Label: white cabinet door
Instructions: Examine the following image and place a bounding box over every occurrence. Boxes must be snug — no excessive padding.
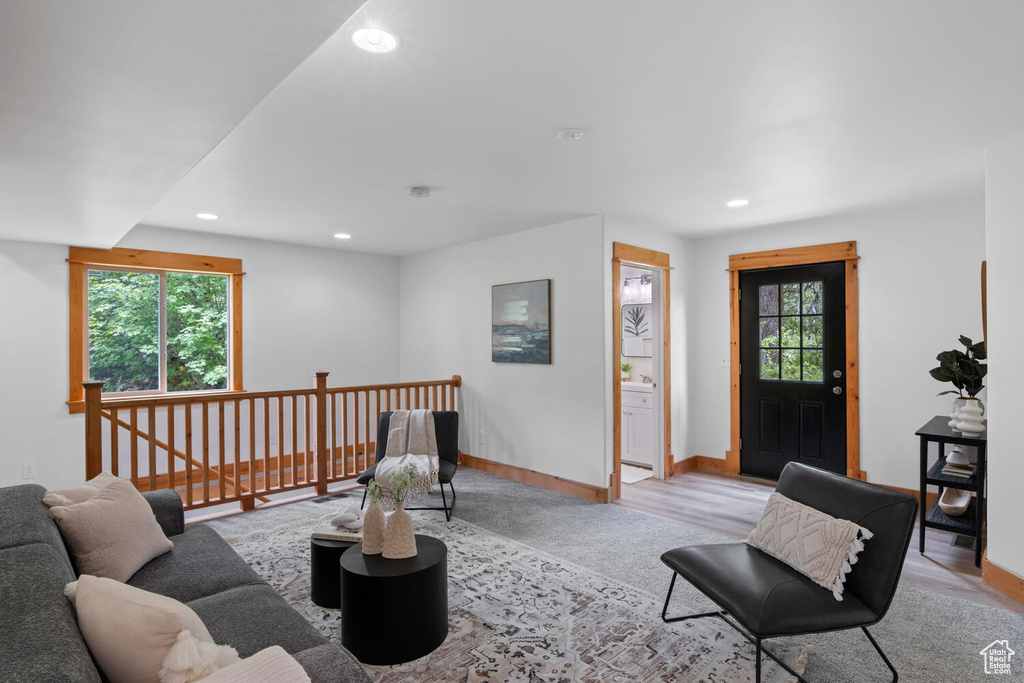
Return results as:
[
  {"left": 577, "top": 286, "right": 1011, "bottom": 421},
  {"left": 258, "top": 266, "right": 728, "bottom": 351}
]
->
[
  {"left": 626, "top": 405, "right": 654, "bottom": 466},
  {"left": 622, "top": 389, "right": 654, "bottom": 467}
]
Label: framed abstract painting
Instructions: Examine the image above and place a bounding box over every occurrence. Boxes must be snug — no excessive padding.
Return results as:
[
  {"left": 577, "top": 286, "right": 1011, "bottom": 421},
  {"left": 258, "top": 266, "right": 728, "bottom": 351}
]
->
[{"left": 492, "top": 279, "right": 551, "bottom": 364}]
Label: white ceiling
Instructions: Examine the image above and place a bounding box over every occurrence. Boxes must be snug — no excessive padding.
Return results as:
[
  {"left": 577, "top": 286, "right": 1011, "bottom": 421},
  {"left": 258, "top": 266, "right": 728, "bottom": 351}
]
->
[
  {"left": 6, "top": 1, "right": 1024, "bottom": 255},
  {"left": 0, "top": 0, "right": 363, "bottom": 247}
]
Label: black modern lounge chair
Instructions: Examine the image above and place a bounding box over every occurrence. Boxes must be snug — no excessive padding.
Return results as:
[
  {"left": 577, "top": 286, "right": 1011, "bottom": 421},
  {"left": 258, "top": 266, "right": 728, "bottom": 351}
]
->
[
  {"left": 358, "top": 411, "right": 459, "bottom": 521},
  {"left": 660, "top": 462, "right": 917, "bottom": 682}
]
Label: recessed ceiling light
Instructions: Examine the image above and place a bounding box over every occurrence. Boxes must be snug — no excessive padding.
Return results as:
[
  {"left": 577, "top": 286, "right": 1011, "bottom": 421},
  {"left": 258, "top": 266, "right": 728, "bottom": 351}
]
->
[
  {"left": 333, "top": 233, "right": 352, "bottom": 240},
  {"left": 409, "top": 186, "right": 430, "bottom": 199},
  {"left": 196, "top": 213, "right": 219, "bottom": 220},
  {"left": 556, "top": 128, "right": 584, "bottom": 142},
  {"left": 725, "top": 199, "right": 750, "bottom": 208},
  {"left": 351, "top": 27, "right": 400, "bottom": 53}
]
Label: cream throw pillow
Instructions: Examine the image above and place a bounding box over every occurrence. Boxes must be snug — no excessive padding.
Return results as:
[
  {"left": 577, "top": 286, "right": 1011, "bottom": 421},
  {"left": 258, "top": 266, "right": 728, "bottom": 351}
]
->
[
  {"left": 193, "top": 646, "right": 311, "bottom": 683},
  {"left": 50, "top": 478, "right": 173, "bottom": 581},
  {"left": 746, "top": 492, "right": 873, "bottom": 601},
  {"left": 65, "top": 575, "right": 237, "bottom": 683},
  {"left": 43, "top": 471, "right": 120, "bottom": 507}
]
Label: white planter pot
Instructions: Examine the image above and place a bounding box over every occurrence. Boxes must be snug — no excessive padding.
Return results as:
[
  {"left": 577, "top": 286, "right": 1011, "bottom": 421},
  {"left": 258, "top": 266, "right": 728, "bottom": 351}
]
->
[
  {"left": 948, "top": 397, "right": 968, "bottom": 432},
  {"left": 955, "top": 398, "right": 986, "bottom": 437}
]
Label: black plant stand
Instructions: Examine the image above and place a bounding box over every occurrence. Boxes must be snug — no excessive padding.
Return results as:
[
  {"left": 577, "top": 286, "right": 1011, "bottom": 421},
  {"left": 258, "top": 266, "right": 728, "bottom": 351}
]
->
[
  {"left": 340, "top": 534, "right": 448, "bottom": 664},
  {"left": 916, "top": 415, "right": 987, "bottom": 567}
]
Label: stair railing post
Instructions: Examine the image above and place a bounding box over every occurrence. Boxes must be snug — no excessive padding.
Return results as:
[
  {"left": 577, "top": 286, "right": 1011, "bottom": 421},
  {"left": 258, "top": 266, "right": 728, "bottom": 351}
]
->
[
  {"left": 315, "top": 372, "right": 329, "bottom": 495},
  {"left": 83, "top": 381, "right": 105, "bottom": 479},
  {"left": 450, "top": 375, "right": 462, "bottom": 462}
]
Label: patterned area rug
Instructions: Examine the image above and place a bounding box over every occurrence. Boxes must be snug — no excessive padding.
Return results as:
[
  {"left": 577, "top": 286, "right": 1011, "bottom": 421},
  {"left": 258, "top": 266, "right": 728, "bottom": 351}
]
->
[{"left": 208, "top": 503, "right": 808, "bottom": 682}]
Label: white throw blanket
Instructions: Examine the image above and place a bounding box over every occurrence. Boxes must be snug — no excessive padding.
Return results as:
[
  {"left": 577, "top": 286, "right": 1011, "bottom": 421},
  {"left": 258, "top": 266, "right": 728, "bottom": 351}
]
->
[{"left": 373, "top": 409, "right": 439, "bottom": 510}]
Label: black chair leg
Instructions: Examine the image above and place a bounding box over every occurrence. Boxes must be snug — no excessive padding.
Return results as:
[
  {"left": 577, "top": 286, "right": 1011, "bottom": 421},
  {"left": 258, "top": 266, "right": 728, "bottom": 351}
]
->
[
  {"left": 659, "top": 573, "right": 716, "bottom": 626},
  {"left": 755, "top": 637, "right": 762, "bottom": 683},
  {"left": 439, "top": 481, "right": 456, "bottom": 521},
  {"left": 661, "top": 572, "right": 810, "bottom": 683},
  {"left": 863, "top": 627, "right": 898, "bottom": 683}
]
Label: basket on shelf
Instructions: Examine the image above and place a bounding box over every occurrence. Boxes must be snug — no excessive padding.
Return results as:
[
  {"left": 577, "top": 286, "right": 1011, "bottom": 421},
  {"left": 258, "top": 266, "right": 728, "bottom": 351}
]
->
[{"left": 938, "top": 488, "right": 971, "bottom": 516}]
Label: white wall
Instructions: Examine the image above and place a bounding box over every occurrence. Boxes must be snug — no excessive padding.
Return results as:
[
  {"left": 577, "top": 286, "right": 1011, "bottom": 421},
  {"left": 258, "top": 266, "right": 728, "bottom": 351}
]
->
[
  {"left": 399, "top": 216, "right": 609, "bottom": 488},
  {"left": 0, "top": 225, "right": 401, "bottom": 489},
  {"left": 690, "top": 198, "right": 986, "bottom": 489},
  {"left": 0, "top": 240, "right": 84, "bottom": 488},
  {"left": 603, "top": 217, "right": 697, "bottom": 469},
  {"left": 984, "top": 129, "right": 1024, "bottom": 579}
]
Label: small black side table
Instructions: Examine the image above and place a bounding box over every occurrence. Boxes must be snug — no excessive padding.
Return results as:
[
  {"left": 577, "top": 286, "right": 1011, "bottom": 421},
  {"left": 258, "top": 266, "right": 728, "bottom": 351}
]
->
[
  {"left": 916, "top": 415, "right": 987, "bottom": 567},
  {"left": 340, "top": 534, "right": 448, "bottom": 665},
  {"left": 310, "top": 536, "right": 357, "bottom": 608}
]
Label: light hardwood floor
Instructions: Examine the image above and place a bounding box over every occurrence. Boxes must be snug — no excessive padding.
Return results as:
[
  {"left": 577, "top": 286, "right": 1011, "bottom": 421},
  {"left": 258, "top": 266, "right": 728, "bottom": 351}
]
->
[{"left": 616, "top": 469, "right": 1024, "bottom": 615}]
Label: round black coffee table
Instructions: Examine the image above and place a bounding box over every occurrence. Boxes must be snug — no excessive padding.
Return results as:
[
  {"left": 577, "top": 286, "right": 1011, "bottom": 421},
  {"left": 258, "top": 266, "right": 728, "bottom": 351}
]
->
[
  {"left": 340, "top": 534, "right": 448, "bottom": 664},
  {"left": 310, "top": 536, "right": 357, "bottom": 608}
]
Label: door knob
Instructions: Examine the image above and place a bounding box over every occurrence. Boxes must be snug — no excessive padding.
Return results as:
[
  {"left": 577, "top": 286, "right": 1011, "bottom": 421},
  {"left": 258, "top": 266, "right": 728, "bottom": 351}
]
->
[
  {"left": 833, "top": 386, "right": 843, "bottom": 395},
  {"left": 833, "top": 370, "right": 843, "bottom": 378}
]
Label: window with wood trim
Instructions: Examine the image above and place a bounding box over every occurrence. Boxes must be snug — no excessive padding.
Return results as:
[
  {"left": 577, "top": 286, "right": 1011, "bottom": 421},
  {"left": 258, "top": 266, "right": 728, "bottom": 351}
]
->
[{"left": 68, "top": 247, "right": 243, "bottom": 412}]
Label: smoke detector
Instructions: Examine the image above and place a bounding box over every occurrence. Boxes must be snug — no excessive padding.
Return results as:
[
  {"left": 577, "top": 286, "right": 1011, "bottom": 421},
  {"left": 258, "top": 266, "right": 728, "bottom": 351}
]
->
[
  {"left": 409, "top": 186, "right": 431, "bottom": 198},
  {"left": 556, "top": 128, "right": 584, "bottom": 142}
]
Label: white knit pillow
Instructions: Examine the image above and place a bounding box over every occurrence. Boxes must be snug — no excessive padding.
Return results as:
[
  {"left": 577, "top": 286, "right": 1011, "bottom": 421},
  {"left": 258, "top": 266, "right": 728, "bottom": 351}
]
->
[
  {"left": 193, "top": 646, "right": 310, "bottom": 683},
  {"left": 746, "top": 492, "right": 873, "bottom": 601}
]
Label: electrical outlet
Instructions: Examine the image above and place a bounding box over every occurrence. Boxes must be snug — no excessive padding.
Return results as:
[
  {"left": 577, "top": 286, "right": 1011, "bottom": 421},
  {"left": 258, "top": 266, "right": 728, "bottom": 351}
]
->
[
  {"left": 22, "top": 463, "right": 36, "bottom": 480},
  {"left": 269, "top": 433, "right": 278, "bottom": 445},
  {"left": 478, "top": 430, "right": 484, "bottom": 444}
]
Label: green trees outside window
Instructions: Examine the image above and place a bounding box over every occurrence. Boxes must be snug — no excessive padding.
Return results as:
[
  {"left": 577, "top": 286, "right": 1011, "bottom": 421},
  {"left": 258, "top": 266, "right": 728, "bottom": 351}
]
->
[
  {"left": 757, "top": 281, "right": 824, "bottom": 382},
  {"left": 88, "top": 269, "right": 229, "bottom": 393}
]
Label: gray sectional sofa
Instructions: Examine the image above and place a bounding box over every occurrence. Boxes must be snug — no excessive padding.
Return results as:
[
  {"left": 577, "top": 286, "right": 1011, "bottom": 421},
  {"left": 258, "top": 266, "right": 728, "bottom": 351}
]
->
[{"left": 0, "top": 483, "right": 370, "bottom": 683}]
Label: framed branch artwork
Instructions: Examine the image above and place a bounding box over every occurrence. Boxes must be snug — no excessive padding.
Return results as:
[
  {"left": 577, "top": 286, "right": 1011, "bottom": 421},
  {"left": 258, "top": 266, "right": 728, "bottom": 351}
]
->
[
  {"left": 492, "top": 279, "right": 551, "bottom": 364},
  {"left": 621, "top": 303, "right": 652, "bottom": 357}
]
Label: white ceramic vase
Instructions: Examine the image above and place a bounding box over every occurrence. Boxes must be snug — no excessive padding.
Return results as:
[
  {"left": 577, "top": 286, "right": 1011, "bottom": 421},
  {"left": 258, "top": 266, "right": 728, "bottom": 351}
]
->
[
  {"left": 948, "top": 397, "right": 968, "bottom": 432},
  {"left": 382, "top": 500, "right": 417, "bottom": 559},
  {"left": 362, "top": 500, "right": 385, "bottom": 555},
  {"left": 955, "top": 398, "right": 986, "bottom": 437},
  {"left": 947, "top": 397, "right": 971, "bottom": 466}
]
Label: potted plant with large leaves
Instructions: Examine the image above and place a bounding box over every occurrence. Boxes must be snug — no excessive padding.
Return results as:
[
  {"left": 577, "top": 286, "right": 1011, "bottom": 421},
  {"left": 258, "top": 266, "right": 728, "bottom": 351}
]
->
[{"left": 930, "top": 335, "right": 987, "bottom": 437}]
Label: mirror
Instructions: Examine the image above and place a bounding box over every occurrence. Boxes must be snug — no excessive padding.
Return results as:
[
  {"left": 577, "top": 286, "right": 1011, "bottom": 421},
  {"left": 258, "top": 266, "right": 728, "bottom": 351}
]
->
[{"left": 621, "top": 303, "right": 652, "bottom": 357}]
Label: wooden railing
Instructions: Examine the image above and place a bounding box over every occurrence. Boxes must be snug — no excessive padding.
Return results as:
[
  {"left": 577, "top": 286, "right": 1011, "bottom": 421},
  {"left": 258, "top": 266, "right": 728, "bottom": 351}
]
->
[{"left": 83, "top": 374, "right": 461, "bottom": 511}]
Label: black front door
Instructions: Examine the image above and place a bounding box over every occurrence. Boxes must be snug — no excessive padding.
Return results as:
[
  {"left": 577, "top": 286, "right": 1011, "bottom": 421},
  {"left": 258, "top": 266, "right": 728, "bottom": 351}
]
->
[{"left": 740, "top": 262, "right": 846, "bottom": 479}]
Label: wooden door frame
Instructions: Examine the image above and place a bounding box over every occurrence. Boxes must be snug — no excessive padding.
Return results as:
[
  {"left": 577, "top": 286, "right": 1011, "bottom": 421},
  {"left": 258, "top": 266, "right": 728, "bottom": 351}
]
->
[
  {"left": 728, "top": 241, "right": 864, "bottom": 480},
  {"left": 612, "top": 242, "right": 672, "bottom": 500}
]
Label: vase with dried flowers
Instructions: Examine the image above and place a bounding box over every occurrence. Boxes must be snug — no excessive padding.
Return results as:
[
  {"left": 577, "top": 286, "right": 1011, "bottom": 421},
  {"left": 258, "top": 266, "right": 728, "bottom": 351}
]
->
[
  {"left": 361, "top": 486, "right": 386, "bottom": 556},
  {"left": 368, "top": 465, "right": 421, "bottom": 559}
]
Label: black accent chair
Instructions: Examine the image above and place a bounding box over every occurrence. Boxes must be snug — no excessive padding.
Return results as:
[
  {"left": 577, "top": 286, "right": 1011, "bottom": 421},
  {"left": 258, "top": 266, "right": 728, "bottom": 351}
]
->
[
  {"left": 660, "top": 462, "right": 917, "bottom": 682},
  {"left": 358, "top": 411, "right": 459, "bottom": 521}
]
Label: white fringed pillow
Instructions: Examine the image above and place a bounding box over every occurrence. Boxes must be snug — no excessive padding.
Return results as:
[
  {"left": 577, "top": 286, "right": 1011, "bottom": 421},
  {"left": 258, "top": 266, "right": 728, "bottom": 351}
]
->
[
  {"left": 159, "top": 630, "right": 241, "bottom": 683},
  {"left": 746, "top": 492, "right": 873, "bottom": 601},
  {"left": 65, "top": 575, "right": 238, "bottom": 683}
]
